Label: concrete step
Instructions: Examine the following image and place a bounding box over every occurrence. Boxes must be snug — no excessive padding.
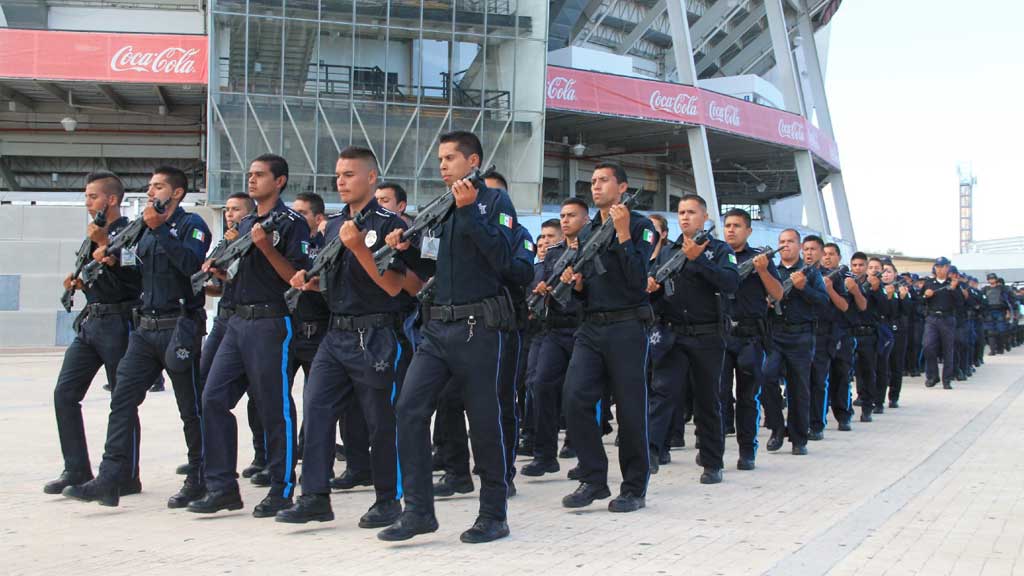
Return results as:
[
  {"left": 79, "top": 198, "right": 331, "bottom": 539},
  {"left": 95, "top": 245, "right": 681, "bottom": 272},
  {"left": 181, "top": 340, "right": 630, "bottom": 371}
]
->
[
  {"left": 0, "top": 205, "right": 88, "bottom": 241},
  {"left": 0, "top": 309, "right": 75, "bottom": 347},
  {"left": 0, "top": 239, "right": 86, "bottom": 274}
]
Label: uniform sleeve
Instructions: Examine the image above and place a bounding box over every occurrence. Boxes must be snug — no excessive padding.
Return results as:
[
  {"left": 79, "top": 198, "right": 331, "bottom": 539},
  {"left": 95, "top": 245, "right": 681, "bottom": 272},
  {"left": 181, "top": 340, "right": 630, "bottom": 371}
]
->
[
  {"left": 382, "top": 217, "right": 409, "bottom": 274},
  {"left": 453, "top": 188, "right": 516, "bottom": 277},
  {"left": 797, "top": 267, "right": 829, "bottom": 305},
  {"left": 281, "top": 214, "right": 311, "bottom": 270},
  {"left": 684, "top": 241, "right": 739, "bottom": 294},
  {"left": 608, "top": 216, "right": 656, "bottom": 293},
  {"left": 501, "top": 225, "right": 536, "bottom": 288},
  {"left": 154, "top": 214, "right": 210, "bottom": 277}
]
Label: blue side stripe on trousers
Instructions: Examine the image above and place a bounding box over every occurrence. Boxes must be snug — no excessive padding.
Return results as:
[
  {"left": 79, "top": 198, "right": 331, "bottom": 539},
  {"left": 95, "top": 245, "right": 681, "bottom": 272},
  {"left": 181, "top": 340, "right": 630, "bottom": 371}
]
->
[
  {"left": 280, "top": 317, "right": 295, "bottom": 498},
  {"left": 391, "top": 330, "right": 404, "bottom": 501}
]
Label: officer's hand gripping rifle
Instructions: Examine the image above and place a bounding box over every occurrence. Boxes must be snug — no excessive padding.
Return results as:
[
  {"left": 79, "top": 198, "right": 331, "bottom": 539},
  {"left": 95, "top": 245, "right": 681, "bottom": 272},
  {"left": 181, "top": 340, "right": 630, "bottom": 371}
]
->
[
  {"left": 371, "top": 164, "right": 496, "bottom": 275},
  {"left": 770, "top": 264, "right": 848, "bottom": 315},
  {"left": 283, "top": 211, "right": 366, "bottom": 312},
  {"left": 546, "top": 192, "right": 641, "bottom": 307},
  {"left": 190, "top": 211, "right": 289, "bottom": 295},
  {"left": 526, "top": 244, "right": 577, "bottom": 318},
  {"left": 61, "top": 210, "right": 108, "bottom": 312},
  {"left": 648, "top": 221, "right": 716, "bottom": 297},
  {"left": 736, "top": 245, "right": 777, "bottom": 282},
  {"left": 80, "top": 198, "right": 167, "bottom": 287},
  {"left": 415, "top": 276, "right": 436, "bottom": 301}
]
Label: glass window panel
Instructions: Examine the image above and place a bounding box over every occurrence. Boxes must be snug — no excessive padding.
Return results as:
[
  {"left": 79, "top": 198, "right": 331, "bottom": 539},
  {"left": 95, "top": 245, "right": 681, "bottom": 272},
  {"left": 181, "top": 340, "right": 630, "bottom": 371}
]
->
[
  {"left": 506, "top": 110, "right": 543, "bottom": 212},
  {"left": 421, "top": 0, "right": 454, "bottom": 37},
  {"left": 454, "top": 0, "right": 487, "bottom": 35},
  {"left": 245, "top": 95, "right": 283, "bottom": 161},
  {"left": 211, "top": 0, "right": 246, "bottom": 14},
  {"left": 355, "top": 0, "right": 388, "bottom": 25},
  {"left": 282, "top": 174, "right": 317, "bottom": 202},
  {"left": 318, "top": 22, "right": 354, "bottom": 99},
  {"left": 285, "top": 0, "right": 319, "bottom": 20},
  {"left": 247, "top": 17, "right": 284, "bottom": 95},
  {"left": 415, "top": 179, "right": 447, "bottom": 209},
  {"left": 350, "top": 101, "right": 385, "bottom": 160},
  {"left": 385, "top": 27, "right": 416, "bottom": 104},
  {"left": 449, "top": 35, "right": 484, "bottom": 108},
  {"left": 211, "top": 93, "right": 247, "bottom": 172},
  {"left": 382, "top": 104, "right": 419, "bottom": 180},
  {"left": 282, "top": 18, "right": 320, "bottom": 97},
  {"left": 316, "top": 99, "right": 350, "bottom": 171},
  {"left": 212, "top": 171, "right": 248, "bottom": 203},
  {"left": 321, "top": 0, "right": 354, "bottom": 23},
  {"left": 249, "top": 0, "right": 283, "bottom": 17},
  {"left": 212, "top": 13, "right": 246, "bottom": 93},
  {"left": 389, "top": 0, "right": 422, "bottom": 30},
  {"left": 513, "top": 38, "right": 545, "bottom": 112},
  {"left": 485, "top": 0, "right": 519, "bottom": 38},
  {"left": 414, "top": 35, "right": 452, "bottom": 104},
  {"left": 282, "top": 97, "right": 318, "bottom": 174},
  {"left": 352, "top": 26, "right": 395, "bottom": 103}
]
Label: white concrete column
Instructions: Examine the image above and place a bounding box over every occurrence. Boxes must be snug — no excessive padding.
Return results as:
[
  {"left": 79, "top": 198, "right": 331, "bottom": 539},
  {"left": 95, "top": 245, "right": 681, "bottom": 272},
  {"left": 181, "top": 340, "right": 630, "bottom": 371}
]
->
[
  {"left": 665, "top": 0, "right": 721, "bottom": 228},
  {"left": 794, "top": 150, "right": 828, "bottom": 234},
  {"left": 826, "top": 172, "right": 856, "bottom": 245}
]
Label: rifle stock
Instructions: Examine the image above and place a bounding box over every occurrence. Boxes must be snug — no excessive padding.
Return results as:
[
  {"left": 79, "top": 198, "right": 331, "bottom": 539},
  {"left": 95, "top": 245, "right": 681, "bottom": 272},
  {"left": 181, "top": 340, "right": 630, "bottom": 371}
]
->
[
  {"left": 79, "top": 198, "right": 166, "bottom": 287},
  {"left": 190, "top": 211, "right": 289, "bottom": 295},
  {"left": 649, "top": 222, "right": 716, "bottom": 296}
]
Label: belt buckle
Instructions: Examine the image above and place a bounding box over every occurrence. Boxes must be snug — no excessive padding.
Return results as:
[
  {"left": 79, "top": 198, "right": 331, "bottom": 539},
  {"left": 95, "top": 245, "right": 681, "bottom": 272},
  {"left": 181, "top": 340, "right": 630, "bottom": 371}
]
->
[{"left": 303, "top": 323, "right": 317, "bottom": 338}]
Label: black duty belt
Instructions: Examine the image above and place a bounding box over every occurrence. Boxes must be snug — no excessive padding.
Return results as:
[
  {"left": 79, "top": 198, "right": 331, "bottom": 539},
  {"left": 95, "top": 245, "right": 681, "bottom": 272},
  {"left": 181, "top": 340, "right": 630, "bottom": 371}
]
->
[
  {"left": 85, "top": 300, "right": 139, "bottom": 317},
  {"left": 133, "top": 311, "right": 180, "bottom": 331},
  {"left": 217, "top": 305, "right": 235, "bottom": 320},
  {"left": 297, "top": 320, "right": 328, "bottom": 339},
  {"left": 927, "top": 310, "right": 949, "bottom": 317},
  {"left": 851, "top": 324, "right": 876, "bottom": 337},
  {"left": 730, "top": 319, "right": 763, "bottom": 338},
  {"left": 815, "top": 322, "right": 834, "bottom": 336},
  {"left": 666, "top": 320, "right": 720, "bottom": 337},
  {"left": 543, "top": 314, "right": 581, "bottom": 330},
  {"left": 330, "top": 313, "right": 397, "bottom": 331},
  {"left": 584, "top": 306, "right": 653, "bottom": 326},
  {"left": 428, "top": 302, "right": 487, "bottom": 323},
  {"left": 770, "top": 320, "right": 814, "bottom": 334},
  {"left": 234, "top": 302, "right": 288, "bottom": 320}
]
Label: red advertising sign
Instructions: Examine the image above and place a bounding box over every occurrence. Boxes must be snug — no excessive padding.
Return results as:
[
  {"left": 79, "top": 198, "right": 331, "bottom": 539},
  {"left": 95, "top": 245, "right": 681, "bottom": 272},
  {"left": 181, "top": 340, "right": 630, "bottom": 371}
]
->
[
  {"left": 547, "top": 66, "right": 840, "bottom": 170},
  {"left": 0, "top": 29, "right": 207, "bottom": 84}
]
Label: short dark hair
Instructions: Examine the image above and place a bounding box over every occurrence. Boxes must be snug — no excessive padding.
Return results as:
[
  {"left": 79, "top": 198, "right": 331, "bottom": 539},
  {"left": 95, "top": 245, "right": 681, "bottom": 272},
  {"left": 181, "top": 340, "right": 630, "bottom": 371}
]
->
[
  {"left": 851, "top": 251, "right": 868, "bottom": 262},
  {"left": 802, "top": 235, "right": 825, "bottom": 249},
  {"left": 85, "top": 170, "right": 125, "bottom": 203},
  {"left": 295, "top": 192, "right": 325, "bottom": 216},
  {"left": 780, "top": 228, "right": 801, "bottom": 242},
  {"left": 884, "top": 261, "right": 899, "bottom": 274},
  {"left": 153, "top": 165, "right": 188, "bottom": 197},
  {"left": 723, "top": 208, "right": 751, "bottom": 228},
  {"left": 439, "top": 131, "right": 483, "bottom": 165},
  {"left": 226, "top": 191, "right": 255, "bottom": 213},
  {"left": 868, "top": 257, "right": 884, "bottom": 266},
  {"left": 561, "top": 197, "right": 589, "bottom": 212},
  {"left": 824, "top": 242, "right": 841, "bottom": 256},
  {"left": 376, "top": 181, "right": 407, "bottom": 205},
  {"left": 339, "top": 146, "right": 379, "bottom": 172},
  {"left": 541, "top": 218, "right": 561, "bottom": 230},
  {"left": 252, "top": 153, "right": 289, "bottom": 192},
  {"left": 594, "top": 161, "right": 628, "bottom": 184},
  {"left": 648, "top": 213, "right": 668, "bottom": 233},
  {"left": 487, "top": 171, "right": 509, "bottom": 190},
  {"left": 678, "top": 193, "right": 707, "bottom": 210}
]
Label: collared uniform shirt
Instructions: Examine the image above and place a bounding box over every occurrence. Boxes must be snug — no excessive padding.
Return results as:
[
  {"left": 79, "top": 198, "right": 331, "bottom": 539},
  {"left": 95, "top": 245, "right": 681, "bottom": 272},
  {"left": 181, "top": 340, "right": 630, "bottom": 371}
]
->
[
  {"left": 230, "top": 198, "right": 310, "bottom": 306},
  {"left": 729, "top": 244, "right": 780, "bottom": 322},
  {"left": 135, "top": 206, "right": 211, "bottom": 314},
  {"left": 774, "top": 259, "right": 828, "bottom": 324},
  {"left": 651, "top": 236, "right": 738, "bottom": 325},
  {"left": 576, "top": 211, "right": 657, "bottom": 313},
  {"left": 85, "top": 216, "right": 142, "bottom": 305}
]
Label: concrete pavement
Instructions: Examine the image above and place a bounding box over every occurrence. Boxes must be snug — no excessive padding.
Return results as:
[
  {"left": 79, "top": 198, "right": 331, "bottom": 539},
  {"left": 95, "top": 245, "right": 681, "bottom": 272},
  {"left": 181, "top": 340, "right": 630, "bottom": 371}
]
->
[{"left": 2, "top": 347, "right": 1022, "bottom": 576}]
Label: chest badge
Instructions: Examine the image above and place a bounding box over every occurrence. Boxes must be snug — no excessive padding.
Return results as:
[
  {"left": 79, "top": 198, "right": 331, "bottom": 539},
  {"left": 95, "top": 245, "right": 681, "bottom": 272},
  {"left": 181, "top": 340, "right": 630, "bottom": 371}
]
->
[
  {"left": 478, "top": 203, "right": 487, "bottom": 215},
  {"left": 373, "top": 359, "right": 388, "bottom": 373},
  {"left": 365, "top": 229, "right": 378, "bottom": 248},
  {"left": 175, "top": 347, "right": 190, "bottom": 361},
  {"left": 272, "top": 230, "right": 281, "bottom": 246},
  {"left": 704, "top": 249, "right": 714, "bottom": 260},
  {"left": 649, "top": 330, "right": 662, "bottom": 346},
  {"left": 169, "top": 227, "right": 178, "bottom": 238}
]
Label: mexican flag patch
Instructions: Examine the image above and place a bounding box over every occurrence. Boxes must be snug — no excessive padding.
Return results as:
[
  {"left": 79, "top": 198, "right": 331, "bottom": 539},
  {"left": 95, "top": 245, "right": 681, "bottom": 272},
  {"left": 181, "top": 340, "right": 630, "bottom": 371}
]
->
[
  {"left": 642, "top": 229, "right": 655, "bottom": 243},
  {"left": 728, "top": 254, "right": 737, "bottom": 264},
  {"left": 498, "top": 213, "right": 514, "bottom": 228},
  {"left": 301, "top": 241, "right": 309, "bottom": 255},
  {"left": 524, "top": 240, "right": 534, "bottom": 252},
  {"left": 192, "top": 229, "right": 205, "bottom": 242}
]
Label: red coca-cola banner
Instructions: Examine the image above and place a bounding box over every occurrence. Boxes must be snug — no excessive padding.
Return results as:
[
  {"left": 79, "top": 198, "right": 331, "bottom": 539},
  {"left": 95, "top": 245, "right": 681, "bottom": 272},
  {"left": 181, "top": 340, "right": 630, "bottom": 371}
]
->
[
  {"left": 546, "top": 66, "right": 840, "bottom": 169},
  {"left": 0, "top": 29, "right": 207, "bottom": 84}
]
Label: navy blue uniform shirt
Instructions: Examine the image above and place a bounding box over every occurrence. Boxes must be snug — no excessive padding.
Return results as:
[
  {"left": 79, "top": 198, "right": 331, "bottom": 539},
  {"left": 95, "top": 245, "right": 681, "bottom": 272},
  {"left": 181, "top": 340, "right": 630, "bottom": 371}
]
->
[
  {"left": 400, "top": 185, "right": 518, "bottom": 306},
  {"left": 541, "top": 241, "right": 583, "bottom": 318},
  {"left": 293, "top": 231, "right": 330, "bottom": 322},
  {"left": 813, "top": 265, "right": 849, "bottom": 326},
  {"left": 922, "top": 277, "right": 964, "bottom": 315},
  {"left": 322, "top": 198, "right": 408, "bottom": 316},
  {"left": 774, "top": 259, "right": 828, "bottom": 324},
  {"left": 651, "top": 236, "right": 738, "bottom": 325},
  {"left": 85, "top": 216, "right": 142, "bottom": 305},
  {"left": 730, "top": 244, "right": 781, "bottom": 321},
  {"left": 231, "top": 198, "right": 310, "bottom": 306},
  {"left": 576, "top": 210, "right": 657, "bottom": 313},
  {"left": 135, "top": 205, "right": 211, "bottom": 314}
]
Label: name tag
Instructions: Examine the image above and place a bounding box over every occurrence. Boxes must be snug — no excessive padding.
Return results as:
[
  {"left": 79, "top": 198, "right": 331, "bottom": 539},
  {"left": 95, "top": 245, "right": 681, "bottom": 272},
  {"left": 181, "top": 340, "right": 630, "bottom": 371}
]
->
[
  {"left": 121, "top": 247, "right": 137, "bottom": 267},
  {"left": 421, "top": 235, "right": 440, "bottom": 261}
]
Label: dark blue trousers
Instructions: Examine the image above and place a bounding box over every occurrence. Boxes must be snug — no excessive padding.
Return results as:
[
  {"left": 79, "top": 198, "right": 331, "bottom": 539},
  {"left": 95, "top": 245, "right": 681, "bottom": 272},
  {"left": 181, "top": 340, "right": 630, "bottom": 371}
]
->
[
  {"left": 200, "top": 315, "right": 262, "bottom": 463},
  {"left": 565, "top": 319, "right": 650, "bottom": 496},
  {"left": 720, "top": 334, "right": 765, "bottom": 459},
  {"left": 301, "top": 327, "right": 407, "bottom": 501},
  {"left": 397, "top": 319, "right": 511, "bottom": 521},
  {"left": 531, "top": 328, "right": 575, "bottom": 462},
  {"left": 809, "top": 330, "right": 835, "bottom": 433},
  {"left": 763, "top": 331, "right": 814, "bottom": 447},
  {"left": 98, "top": 322, "right": 203, "bottom": 484},
  {"left": 853, "top": 332, "right": 878, "bottom": 414},
  {"left": 924, "top": 315, "right": 956, "bottom": 383},
  {"left": 54, "top": 312, "right": 138, "bottom": 481},
  {"left": 202, "top": 315, "right": 296, "bottom": 498},
  {"left": 829, "top": 334, "right": 855, "bottom": 424}
]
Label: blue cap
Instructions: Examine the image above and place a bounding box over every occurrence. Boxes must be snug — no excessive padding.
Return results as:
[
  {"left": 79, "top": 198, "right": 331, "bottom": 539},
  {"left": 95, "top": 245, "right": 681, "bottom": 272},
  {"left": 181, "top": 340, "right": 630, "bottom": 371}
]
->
[
  {"left": 949, "top": 265, "right": 959, "bottom": 275},
  {"left": 934, "top": 256, "right": 951, "bottom": 266},
  {"left": 911, "top": 273, "right": 920, "bottom": 280}
]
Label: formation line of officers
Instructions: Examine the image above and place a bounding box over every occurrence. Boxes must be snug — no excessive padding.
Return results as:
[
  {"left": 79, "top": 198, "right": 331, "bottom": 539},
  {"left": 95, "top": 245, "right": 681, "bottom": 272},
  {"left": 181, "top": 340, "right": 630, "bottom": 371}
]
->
[{"left": 47, "top": 130, "right": 1024, "bottom": 544}]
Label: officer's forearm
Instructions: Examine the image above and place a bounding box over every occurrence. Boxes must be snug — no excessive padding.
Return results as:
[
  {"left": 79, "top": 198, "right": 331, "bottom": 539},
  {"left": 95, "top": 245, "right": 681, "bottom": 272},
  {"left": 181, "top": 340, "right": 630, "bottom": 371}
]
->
[
  {"left": 261, "top": 246, "right": 298, "bottom": 285},
  {"left": 401, "top": 271, "right": 424, "bottom": 296},
  {"left": 351, "top": 244, "right": 403, "bottom": 296},
  {"left": 827, "top": 285, "right": 849, "bottom": 312},
  {"left": 760, "top": 270, "right": 784, "bottom": 301}
]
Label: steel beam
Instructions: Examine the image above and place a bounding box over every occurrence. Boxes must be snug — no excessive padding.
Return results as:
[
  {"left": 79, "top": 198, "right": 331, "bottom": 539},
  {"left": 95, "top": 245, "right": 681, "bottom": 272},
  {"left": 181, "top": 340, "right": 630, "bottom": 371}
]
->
[
  {"left": 763, "top": 0, "right": 802, "bottom": 114},
  {"left": 36, "top": 81, "right": 71, "bottom": 104},
  {"left": 96, "top": 84, "right": 127, "bottom": 110},
  {"left": 694, "top": 5, "right": 767, "bottom": 76},
  {"left": 718, "top": 31, "right": 771, "bottom": 75},
  {"left": 0, "top": 156, "right": 18, "bottom": 191},
  {"left": 615, "top": 0, "right": 666, "bottom": 54},
  {"left": 0, "top": 84, "right": 36, "bottom": 111},
  {"left": 796, "top": 0, "right": 832, "bottom": 135},
  {"left": 689, "top": 0, "right": 739, "bottom": 47},
  {"left": 154, "top": 85, "right": 173, "bottom": 114}
]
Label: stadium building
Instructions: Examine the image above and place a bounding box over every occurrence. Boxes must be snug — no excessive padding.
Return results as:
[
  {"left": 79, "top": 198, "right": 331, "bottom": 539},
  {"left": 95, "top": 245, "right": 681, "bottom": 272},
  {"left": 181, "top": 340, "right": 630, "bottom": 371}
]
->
[{"left": 0, "top": 0, "right": 852, "bottom": 345}]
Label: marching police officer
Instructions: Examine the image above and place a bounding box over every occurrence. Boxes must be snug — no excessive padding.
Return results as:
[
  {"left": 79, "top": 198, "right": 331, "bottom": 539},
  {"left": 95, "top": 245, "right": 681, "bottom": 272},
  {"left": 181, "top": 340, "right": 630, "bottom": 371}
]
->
[
  {"left": 801, "top": 235, "right": 848, "bottom": 440},
  {"left": 983, "top": 272, "right": 1012, "bottom": 355},
  {"left": 762, "top": 229, "right": 828, "bottom": 455},
  {"left": 847, "top": 252, "right": 886, "bottom": 420},
  {"left": 275, "top": 146, "right": 410, "bottom": 528},
  {"left": 720, "top": 208, "right": 783, "bottom": 469},
  {"left": 866, "top": 257, "right": 896, "bottom": 415},
  {"left": 188, "top": 154, "right": 310, "bottom": 517},
  {"left": 378, "top": 131, "right": 519, "bottom": 544},
  {"left": 647, "top": 195, "right": 738, "bottom": 483},
  {"left": 522, "top": 198, "right": 589, "bottom": 477},
  {"left": 823, "top": 242, "right": 859, "bottom": 430},
  {"left": 45, "top": 171, "right": 142, "bottom": 496},
  {"left": 884, "top": 263, "right": 914, "bottom": 408},
  {"left": 557, "top": 162, "right": 657, "bottom": 512},
  {"left": 922, "top": 257, "right": 963, "bottom": 389},
  {"left": 63, "top": 166, "right": 211, "bottom": 507}
]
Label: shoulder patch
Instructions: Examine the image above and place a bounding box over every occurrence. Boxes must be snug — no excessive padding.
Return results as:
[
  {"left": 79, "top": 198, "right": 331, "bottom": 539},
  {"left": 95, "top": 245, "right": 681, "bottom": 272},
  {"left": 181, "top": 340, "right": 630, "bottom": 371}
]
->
[
  {"left": 728, "top": 253, "right": 737, "bottom": 265},
  {"left": 375, "top": 207, "right": 397, "bottom": 218},
  {"left": 641, "top": 229, "right": 656, "bottom": 243},
  {"left": 327, "top": 212, "right": 344, "bottom": 220}
]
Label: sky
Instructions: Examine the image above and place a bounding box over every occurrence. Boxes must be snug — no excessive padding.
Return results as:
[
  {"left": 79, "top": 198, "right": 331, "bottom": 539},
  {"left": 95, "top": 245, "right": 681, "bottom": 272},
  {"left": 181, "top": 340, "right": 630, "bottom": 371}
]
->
[{"left": 825, "top": 0, "right": 1024, "bottom": 257}]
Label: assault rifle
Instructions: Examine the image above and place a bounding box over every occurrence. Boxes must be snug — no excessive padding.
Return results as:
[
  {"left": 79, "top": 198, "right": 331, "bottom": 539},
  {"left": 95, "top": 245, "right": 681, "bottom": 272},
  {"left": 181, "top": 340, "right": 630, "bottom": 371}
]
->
[
  {"left": 649, "top": 222, "right": 716, "bottom": 297},
  {"left": 737, "top": 246, "right": 777, "bottom": 282},
  {"left": 283, "top": 211, "right": 366, "bottom": 313},
  {"left": 80, "top": 198, "right": 167, "bottom": 286},
  {"left": 190, "top": 211, "right": 289, "bottom": 295},
  {"left": 372, "top": 165, "right": 495, "bottom": 274},
  {"left": 771, "top": 264, "right": 848, "bottom": 315},
  {"left": 61, "top": 210, "right": 108, "bottom": 312},
  {"left": 525, "top": 243, "right": 577, "bottom": 318}
]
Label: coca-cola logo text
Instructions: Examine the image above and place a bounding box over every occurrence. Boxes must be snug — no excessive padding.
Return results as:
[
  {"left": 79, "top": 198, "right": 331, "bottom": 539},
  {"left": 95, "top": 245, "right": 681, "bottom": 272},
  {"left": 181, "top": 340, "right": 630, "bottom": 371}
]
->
[
  {"left": 708, "top": 101, "right": 741, "bottom": 127},
  {"left": 546, "top": 77, "right": 577, "bottom": 102},
  {"left": 777, "top": 119, "right": 806, "bottom": 142},
  {"left": 649, "top": 90, "right": 698, "bottom": 118},
  {"left": 110, "top": 45, "right": 199, "bottom": 75}
]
